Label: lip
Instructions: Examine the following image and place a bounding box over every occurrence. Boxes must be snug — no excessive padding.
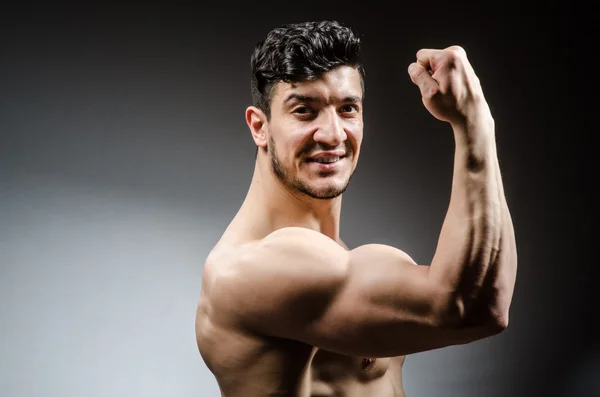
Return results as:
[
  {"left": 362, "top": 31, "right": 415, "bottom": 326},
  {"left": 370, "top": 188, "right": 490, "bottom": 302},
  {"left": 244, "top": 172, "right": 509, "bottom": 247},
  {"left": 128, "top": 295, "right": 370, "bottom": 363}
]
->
[
  {"left": 307, "top": 150, "right": 346, "bottom": 159},
  {"left": 306, "top": 156, "right": 346, "bottom": 171}
]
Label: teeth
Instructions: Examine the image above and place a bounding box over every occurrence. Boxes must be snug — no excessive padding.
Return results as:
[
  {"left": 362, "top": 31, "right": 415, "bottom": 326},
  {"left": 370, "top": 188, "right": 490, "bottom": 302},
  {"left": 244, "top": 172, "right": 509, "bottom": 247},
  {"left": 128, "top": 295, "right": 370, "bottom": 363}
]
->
[{"left": 314, "top": 156, "right": 340, "bottom": 164}]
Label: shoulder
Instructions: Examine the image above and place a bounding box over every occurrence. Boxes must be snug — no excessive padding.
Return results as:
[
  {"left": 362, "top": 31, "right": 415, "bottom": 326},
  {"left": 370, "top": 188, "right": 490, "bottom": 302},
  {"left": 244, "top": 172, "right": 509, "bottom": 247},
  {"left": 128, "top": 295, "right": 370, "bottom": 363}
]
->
[
  {"left": 235, "top": 226, "right": 349, "bottom": 275},
  {"left": 229, "top": 226, "right": 348, "bottom": 283},
  {"left": 202, "top": 227, "right": 350, "bottom": 328}
]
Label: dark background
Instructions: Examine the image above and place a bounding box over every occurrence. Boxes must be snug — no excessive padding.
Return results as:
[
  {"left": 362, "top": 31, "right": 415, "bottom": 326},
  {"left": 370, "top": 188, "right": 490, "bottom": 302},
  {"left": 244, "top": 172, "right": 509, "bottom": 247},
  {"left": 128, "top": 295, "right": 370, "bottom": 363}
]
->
[{"left": 1, "top": 3, "right": 595, "bottom": 397}]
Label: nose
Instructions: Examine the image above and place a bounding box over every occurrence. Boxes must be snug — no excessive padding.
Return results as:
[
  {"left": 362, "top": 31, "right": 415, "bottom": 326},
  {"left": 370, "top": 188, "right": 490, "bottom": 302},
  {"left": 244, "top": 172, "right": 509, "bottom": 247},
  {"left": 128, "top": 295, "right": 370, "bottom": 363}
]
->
[{"left": 313, "top": 108, "right": 347, "bottom": 146}]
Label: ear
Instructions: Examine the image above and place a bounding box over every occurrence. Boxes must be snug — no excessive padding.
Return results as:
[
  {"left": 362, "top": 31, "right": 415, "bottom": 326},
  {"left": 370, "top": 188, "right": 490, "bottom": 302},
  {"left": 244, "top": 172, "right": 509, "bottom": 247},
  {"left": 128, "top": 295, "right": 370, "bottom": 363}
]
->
[{"left": 246, "top": 106, "right": 268, "bottom": 149}]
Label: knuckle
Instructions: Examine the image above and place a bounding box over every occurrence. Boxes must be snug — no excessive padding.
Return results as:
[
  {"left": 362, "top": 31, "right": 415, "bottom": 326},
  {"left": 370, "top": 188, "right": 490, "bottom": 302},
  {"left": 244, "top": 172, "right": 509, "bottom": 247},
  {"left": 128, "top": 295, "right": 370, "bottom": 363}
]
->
[
  {"left": 443, "top": 46, "right": 466, "bottom": 68},
  {"left": 448, "top": 45, "right": 466, "bottom": 56}
]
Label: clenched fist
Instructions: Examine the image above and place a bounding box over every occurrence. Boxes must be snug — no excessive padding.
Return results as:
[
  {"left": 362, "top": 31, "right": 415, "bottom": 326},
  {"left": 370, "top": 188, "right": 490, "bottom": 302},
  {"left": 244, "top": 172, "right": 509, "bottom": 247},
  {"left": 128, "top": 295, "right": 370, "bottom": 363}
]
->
[{"left": 408, "top": 46, "right": 491, "bottom": 128}]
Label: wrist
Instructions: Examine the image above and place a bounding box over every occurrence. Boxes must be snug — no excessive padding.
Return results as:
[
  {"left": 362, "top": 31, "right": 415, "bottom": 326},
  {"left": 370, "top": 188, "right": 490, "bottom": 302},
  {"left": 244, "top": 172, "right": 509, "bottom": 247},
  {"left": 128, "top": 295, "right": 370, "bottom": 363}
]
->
[
  {"left": 452, "top": 103, "right": 495, "bottom": 145},
  {"left": 453, "top": 115, "right": 497, "bottom": 172},
  {"left": 452, "top": 99, "right": 494, "bottom": 132}
]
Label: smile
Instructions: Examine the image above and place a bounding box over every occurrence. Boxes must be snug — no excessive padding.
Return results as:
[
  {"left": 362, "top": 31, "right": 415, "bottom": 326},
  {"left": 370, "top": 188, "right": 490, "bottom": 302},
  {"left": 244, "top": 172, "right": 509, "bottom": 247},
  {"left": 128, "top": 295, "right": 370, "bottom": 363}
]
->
[
  {"left": 305, "top": 156, "right": 346, "bottom": 171},
  {"left": 310, "top": 156, "right": 341, "bottom": 164}
]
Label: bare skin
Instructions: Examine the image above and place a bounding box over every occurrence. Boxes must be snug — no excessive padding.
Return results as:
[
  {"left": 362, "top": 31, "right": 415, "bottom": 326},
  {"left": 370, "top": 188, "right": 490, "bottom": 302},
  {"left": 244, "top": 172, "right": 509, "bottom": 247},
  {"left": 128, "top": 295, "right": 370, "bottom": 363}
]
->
[{"left": 196, "top": 46, "right": 517, "bottom": 397}]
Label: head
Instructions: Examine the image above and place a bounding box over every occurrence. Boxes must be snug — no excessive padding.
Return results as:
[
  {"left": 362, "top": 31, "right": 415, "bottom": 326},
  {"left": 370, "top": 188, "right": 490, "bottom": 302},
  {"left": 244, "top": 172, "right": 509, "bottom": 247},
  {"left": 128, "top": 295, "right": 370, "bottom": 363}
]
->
[{"left": 246, "top": 20, "right": 365, "bottom": 200}]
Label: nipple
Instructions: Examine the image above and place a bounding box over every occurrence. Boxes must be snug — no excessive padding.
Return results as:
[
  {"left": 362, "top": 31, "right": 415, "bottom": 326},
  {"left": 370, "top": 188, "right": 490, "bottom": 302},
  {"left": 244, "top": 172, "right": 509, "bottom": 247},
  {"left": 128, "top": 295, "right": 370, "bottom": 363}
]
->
[{"left": 361, "top": 357, "right": 376, "bottom": 371}]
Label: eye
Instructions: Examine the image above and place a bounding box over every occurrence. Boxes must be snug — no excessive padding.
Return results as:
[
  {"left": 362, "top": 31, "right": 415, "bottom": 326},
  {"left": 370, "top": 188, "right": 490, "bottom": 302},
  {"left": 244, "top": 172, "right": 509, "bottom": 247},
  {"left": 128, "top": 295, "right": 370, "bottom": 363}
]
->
[
  {"left": 293, "top": 106, "right": 316, "bottom": 117},
  {"left": 340, "top": 104, "right": 359, "bottom": 113}
]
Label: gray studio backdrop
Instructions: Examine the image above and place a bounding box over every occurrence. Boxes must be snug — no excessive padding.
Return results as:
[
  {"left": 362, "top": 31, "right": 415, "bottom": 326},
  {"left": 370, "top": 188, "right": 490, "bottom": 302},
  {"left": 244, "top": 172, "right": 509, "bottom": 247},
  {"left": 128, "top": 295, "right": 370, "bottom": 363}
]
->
[{"left": 1, "top": 5, "right": 595, "bottom": 397}]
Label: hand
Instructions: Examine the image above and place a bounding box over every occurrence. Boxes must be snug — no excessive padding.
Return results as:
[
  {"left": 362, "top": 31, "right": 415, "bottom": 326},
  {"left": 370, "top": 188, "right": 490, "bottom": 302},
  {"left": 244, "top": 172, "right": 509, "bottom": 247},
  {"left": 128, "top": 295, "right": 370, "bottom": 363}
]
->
[{"left": 408, "top": 46, "right": 490, "bottom": 128}]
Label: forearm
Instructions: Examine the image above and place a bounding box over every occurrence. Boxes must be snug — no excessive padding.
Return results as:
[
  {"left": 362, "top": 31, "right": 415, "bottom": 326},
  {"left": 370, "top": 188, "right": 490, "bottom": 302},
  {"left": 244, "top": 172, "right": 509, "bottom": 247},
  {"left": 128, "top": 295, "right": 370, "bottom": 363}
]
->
[
  {"left": 464, "top": 170, "right": 517, "bottom": 327},
  {"left": 429, "top": 111, "right": 513, "bottom": 324}
]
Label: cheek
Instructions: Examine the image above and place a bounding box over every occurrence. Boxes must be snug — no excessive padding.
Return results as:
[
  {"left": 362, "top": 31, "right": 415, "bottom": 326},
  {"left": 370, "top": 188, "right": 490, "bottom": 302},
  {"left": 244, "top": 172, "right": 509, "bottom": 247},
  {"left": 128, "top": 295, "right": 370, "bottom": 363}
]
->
[
  {"left": 285, "top": 130, "right": 311, "bottom": 155},
  {"left": 272, "top": 132, "right": 304, "bottom": 162},
  {"left": 345, "top": 122, "right": 363, "bottom": 148}
]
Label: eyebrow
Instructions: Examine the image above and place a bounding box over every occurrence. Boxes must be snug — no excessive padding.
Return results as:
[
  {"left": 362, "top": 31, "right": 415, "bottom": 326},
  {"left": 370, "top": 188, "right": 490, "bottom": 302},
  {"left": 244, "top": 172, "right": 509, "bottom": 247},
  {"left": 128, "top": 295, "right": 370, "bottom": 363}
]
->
[{"left": 283, "top": 93, "right": 362, "bottom": 105}]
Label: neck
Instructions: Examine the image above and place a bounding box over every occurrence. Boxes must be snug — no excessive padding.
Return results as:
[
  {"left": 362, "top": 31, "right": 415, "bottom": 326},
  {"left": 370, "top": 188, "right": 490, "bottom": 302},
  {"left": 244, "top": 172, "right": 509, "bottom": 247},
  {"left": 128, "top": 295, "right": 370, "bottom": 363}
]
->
[{"left": 241, "top": 157, "right": 342, "bottom": 241}]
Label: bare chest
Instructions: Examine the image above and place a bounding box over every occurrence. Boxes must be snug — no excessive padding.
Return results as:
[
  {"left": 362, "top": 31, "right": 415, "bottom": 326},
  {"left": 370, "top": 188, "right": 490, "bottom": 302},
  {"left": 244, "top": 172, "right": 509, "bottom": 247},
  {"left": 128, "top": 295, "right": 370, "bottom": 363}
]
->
[
  {"left": 310, "top": 350, "right": 402, "bottom": 397},
  {"left": 311, "top": 349, "right": 389, "bottom": 381}
]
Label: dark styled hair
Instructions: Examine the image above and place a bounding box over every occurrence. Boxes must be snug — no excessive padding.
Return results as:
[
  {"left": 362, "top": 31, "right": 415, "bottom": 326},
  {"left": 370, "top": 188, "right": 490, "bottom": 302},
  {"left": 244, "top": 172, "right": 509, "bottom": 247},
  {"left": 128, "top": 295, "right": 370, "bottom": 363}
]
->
[{"left": 250, "top": 20, "right": 365, "bottom": 119}]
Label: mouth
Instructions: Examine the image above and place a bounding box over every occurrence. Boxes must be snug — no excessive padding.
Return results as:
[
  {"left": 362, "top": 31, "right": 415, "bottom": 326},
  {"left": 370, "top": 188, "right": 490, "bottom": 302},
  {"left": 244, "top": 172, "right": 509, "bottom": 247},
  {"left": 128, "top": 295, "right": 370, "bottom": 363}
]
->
[
  {"left": 307, "top": 156, "right": 342, "bottom": 164},
  {"left": 305, "top": 155, "right": 346, "bottom": 171}
]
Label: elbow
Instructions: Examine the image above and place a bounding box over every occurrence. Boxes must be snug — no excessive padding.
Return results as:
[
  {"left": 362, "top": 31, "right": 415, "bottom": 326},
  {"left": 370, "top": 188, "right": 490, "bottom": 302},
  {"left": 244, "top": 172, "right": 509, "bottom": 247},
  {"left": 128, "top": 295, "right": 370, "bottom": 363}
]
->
[
  {"left": 487, "top": 309, "right": 509, "bottom": 334},
  {"left": 469, "top": 303, "right": 510, "bottom": 336},
  {"left": 479, "top": 288, "right": 513, "bottom": 334}
]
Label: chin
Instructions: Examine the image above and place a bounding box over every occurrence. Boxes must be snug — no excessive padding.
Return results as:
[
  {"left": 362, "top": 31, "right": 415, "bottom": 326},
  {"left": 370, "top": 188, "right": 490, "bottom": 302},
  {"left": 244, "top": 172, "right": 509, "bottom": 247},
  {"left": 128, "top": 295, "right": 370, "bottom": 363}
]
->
[{"left": 297, "top": 178, "right": 350, "bottom": 200}]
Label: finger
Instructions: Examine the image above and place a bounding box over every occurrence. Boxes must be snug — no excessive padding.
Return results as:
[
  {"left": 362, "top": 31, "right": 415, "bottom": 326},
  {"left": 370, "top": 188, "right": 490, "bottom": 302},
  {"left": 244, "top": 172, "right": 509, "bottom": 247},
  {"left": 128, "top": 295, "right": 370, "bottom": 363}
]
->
[
  {"left": 416, "top": 48, "right": 442, "bottom": 71},
  {"left": 408, "top": 62, "right": 439, "bottom": 98}
]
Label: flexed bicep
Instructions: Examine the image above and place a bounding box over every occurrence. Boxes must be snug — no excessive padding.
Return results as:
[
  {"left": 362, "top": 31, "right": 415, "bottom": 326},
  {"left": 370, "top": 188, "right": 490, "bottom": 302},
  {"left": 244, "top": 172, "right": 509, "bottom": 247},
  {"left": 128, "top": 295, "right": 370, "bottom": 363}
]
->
[{"left": 211, "top": 227, "right": 498, "bottom": 358}]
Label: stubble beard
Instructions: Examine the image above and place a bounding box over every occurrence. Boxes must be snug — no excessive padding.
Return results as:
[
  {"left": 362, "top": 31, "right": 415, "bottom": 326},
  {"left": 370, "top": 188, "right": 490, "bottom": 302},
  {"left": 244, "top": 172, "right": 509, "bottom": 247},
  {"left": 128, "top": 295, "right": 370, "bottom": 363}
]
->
[{"left": 268, "top": 135, "right": 353, "bottom": 200}]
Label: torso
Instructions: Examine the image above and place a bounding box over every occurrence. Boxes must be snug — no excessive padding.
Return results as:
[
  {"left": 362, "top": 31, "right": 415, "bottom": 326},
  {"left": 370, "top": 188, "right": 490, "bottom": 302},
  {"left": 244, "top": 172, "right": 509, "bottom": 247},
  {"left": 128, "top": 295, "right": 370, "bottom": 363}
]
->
[
  {"left": 195, "top": 229, "right": 406, "bottom": 397},
  {"left": 310, "top": 349, "right": 405, "bottom": 397}
]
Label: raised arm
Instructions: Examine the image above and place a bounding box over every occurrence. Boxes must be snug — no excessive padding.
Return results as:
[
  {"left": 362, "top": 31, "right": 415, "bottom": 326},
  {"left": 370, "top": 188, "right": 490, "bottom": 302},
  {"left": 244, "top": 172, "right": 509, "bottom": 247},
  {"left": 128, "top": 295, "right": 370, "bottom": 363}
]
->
[
  {"left": 409, "top": 46, "right": 517, "bottom": 327},
  {"left": 212, "top": 46, "right": 516, "bottom": 358}
]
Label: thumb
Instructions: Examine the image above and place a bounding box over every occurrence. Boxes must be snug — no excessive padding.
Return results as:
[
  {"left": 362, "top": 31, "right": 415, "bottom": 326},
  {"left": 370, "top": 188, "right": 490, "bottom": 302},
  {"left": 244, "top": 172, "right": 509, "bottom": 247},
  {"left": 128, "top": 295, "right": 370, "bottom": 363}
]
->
[{"left": 408, "top": 62, "right": 439, "bottom": 99}]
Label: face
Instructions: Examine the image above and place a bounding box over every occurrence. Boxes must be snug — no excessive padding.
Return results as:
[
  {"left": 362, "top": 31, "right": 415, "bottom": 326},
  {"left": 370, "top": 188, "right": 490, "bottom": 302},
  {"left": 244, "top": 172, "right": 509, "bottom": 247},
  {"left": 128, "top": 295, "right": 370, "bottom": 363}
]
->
[{"left": 263, "top": 66, "right": 364, "bottom": 200}]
